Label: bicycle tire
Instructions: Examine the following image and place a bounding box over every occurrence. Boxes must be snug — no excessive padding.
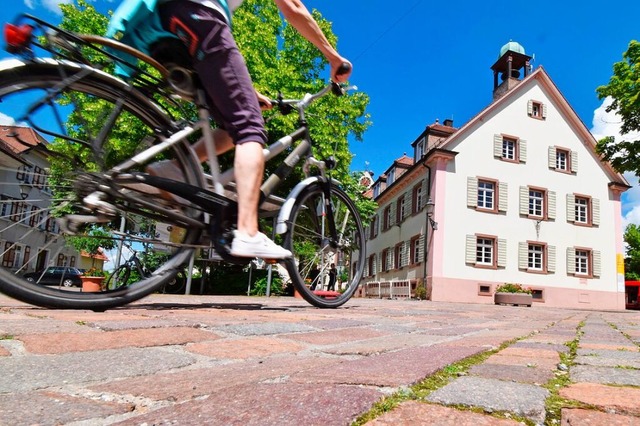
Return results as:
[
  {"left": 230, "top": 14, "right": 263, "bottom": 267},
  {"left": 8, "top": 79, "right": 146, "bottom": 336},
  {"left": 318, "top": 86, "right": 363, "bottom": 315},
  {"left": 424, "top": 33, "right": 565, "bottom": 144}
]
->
[
  {"left": 283, "top": 182, "right": 365, "bottom": 308},
  {"left": 104, "top": 265, "right": 131, "bottom": 290},
  {"left": 0, "top": 59, "right": 202, "bottom": 310}
]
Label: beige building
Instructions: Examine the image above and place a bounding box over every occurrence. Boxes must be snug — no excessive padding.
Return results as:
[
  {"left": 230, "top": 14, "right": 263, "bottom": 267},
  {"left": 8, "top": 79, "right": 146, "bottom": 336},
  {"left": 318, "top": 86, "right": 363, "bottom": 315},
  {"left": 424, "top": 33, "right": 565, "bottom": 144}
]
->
[
  {"left": 0, "top": 126, "right": 78, "bottom": 274},
  {"left": 361, "top": 42, "right": 630, "bottom": 310}
]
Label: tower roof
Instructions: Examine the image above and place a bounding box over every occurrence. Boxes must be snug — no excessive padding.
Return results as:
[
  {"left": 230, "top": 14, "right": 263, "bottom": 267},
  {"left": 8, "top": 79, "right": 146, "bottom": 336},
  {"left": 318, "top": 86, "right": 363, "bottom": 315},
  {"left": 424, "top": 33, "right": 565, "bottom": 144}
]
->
[{"left": 499, "top": 40, "right": 525, "bottom": 58}]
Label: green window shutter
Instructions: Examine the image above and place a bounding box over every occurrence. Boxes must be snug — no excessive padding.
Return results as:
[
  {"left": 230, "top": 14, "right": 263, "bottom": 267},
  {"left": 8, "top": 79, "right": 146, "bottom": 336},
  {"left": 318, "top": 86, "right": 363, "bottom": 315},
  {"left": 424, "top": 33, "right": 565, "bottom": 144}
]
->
[
  {"left": 571, "top": 151, "right": 578, "bottom": 173},
  {"left": 548, "top": 146, "right": 556, "bottom": 169},
  {"left": 593, "top": 250, "right": 601, "bottom": 278},
  {"left": 566, "top": 194, "right": 575, "bottom": 223},
  {"left": 567, "top": 247, "right": 575, "bottom": 275},
  {"left": 519, "top": 139, "right": 527, "bottom": 163},
  {"left": 494, "top": 134, "right": 503, "bottom": 158},
  {"left": 542, "top": 103, "right": 548, "bottom": 118},
  {"left": 548, "top": 191, "right": 556, "bottom": 220},
  {"left": 467, "top": 177, "right": 478, "bottom": 207},
  {"left": 498, "top": 182, "right": 508, "bottom": 212},
  {"left": 592, "top": 198, "right": 600, "bottom": 226},
  {"left": 497, "top": 238, "right": 507, "bottom": 267},
  {"left": 518, "top": 242, "right": 528, "bottom": 270},
  {"left": 519, "top": 186, "right": 529, "bottom": 215},
  {"left": 527, "top": 100, "right": 533, "bottom": 115},
  {"left": 548, "top": 245, "right": 556, "bottom": 273},
  {"left": 465, "top": 235, "right": 476, "bottom": 264}
]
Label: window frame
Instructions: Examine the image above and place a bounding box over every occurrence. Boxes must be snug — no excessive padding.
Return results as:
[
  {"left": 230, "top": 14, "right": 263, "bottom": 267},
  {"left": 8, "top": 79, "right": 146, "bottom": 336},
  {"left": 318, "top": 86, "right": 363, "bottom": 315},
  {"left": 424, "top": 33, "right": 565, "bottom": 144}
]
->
[
  {"left": 475, "top": 235, "right": 496, "bottom": 269},
  {"left": 410, "top": 235, "right": 421, "bottom": 265},
  {"left": 412, "top": 183, "right": 423, "bottom": 215},
  {"left": 477, "top": 178, "right": 497, "bottom": 213},
  {"left": 396, "top": 195, "right": 406, "bottom": 223},
  {"left": 527, "top": 242, "right": 546, "bottom": 272}
]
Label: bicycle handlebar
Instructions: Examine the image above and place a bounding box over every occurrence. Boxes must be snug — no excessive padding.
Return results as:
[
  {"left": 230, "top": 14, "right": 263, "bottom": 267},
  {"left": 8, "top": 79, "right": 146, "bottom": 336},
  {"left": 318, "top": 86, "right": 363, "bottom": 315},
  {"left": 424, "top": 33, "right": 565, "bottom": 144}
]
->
[{"left": 271, "top": 80, "right": 357, "bottom": 116}]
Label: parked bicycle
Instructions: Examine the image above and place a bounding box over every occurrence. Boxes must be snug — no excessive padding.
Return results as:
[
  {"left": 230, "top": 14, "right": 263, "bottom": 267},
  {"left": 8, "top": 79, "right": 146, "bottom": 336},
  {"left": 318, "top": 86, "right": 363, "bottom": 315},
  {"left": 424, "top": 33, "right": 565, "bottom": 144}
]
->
[
  {"left": 0, "top": 15, "right": 365, "bottom": 310},
  {"left": 106, "top": 242, "right": 186, "bottom": 294}
]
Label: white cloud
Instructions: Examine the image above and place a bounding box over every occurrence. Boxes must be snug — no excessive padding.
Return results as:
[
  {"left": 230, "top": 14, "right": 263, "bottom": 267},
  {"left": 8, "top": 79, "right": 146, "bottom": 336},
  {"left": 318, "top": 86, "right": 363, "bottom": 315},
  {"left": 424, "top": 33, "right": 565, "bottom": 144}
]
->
[
  {"left": 590, "top": 97, "right": 640, "bottom": 227},
  {"left": 23, "top": 0, "right": 35, "bottom": 9},
  {"left": 28, "top": 0, "right": 73, "bottom": 15},
  {"left": 0, "top": 112, "right": 15, "bottom": 126}
]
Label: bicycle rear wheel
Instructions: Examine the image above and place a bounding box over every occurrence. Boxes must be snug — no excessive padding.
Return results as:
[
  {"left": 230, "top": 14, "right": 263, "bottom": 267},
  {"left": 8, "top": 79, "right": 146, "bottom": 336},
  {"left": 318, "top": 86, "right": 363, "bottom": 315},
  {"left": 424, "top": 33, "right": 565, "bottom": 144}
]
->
[
  {"left": 283, "top": 182, "right": 365, "bottom": 308},
  {"left": 0, "top": 59, "right": 202, "bottom": 310}
]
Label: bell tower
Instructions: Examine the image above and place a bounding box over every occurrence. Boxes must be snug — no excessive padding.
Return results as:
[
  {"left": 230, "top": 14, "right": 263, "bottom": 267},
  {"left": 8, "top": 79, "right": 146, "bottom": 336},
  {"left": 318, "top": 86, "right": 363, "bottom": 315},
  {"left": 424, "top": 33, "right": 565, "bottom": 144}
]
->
[{"left": 491, "top": 41, "right": 532, "bottom": 100}]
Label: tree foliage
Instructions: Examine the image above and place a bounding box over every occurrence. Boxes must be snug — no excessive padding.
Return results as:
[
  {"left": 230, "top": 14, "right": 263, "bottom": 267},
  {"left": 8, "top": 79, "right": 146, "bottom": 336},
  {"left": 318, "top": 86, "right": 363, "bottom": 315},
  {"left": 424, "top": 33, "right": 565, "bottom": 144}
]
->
[
  {"left": 624, "top": 223, "right": 640, "bottom": 280},
  {"left": 596, "top": 40, "right": 640, "bottom": 176}
]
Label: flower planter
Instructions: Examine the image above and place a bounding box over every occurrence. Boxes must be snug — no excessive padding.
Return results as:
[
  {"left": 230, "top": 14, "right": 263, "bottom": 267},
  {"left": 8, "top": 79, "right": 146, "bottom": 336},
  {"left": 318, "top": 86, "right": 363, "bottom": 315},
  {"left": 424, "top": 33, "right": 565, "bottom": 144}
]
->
[
  {"left": 81, "top": 276, "right": 105, "bottom": 292},
  {"left": 494, "top": 292, "right": 532, "bottom": 307}
]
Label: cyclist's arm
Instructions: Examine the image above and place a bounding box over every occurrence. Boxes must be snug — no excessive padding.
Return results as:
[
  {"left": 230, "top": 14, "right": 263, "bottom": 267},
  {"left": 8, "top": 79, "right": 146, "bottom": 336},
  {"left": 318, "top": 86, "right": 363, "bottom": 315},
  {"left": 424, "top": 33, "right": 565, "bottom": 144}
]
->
[{"left": 273, "top": 0, "right": 352, "bottom": 82}]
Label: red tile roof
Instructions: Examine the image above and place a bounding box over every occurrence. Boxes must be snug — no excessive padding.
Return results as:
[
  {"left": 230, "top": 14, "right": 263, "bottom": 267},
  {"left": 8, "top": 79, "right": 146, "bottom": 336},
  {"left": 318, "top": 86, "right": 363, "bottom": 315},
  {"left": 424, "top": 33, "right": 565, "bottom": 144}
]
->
[{"left": 0, "top": 125, "right": 47, "bottom": 154}]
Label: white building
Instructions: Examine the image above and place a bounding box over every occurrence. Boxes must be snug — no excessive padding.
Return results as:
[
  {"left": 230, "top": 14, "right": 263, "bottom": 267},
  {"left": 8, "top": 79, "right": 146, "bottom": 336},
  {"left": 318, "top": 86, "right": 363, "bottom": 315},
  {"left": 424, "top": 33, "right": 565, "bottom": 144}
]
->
[
  {"left": 361, "top": 42, "right": 630, "bottom": 310},
  {"left": 0, "top": 126, "right": 78, "bottom": 273}
]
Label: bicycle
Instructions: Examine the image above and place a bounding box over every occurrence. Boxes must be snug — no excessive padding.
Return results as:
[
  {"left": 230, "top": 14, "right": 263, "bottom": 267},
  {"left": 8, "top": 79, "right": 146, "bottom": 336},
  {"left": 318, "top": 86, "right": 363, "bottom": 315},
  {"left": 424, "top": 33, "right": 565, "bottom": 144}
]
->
[
  {"left": 0, "top": 15, "right": 366, "bottom": 310},
  {"left": 106, "top": 243, "right": 187, "bottom": 294}
]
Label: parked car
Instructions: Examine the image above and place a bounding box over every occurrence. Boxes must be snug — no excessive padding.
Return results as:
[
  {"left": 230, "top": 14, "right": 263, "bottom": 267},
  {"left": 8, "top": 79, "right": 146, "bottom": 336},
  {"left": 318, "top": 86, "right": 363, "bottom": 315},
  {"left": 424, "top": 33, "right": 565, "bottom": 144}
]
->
[{"left": 23, "top": 267, "right": 84, "bottom": 287}]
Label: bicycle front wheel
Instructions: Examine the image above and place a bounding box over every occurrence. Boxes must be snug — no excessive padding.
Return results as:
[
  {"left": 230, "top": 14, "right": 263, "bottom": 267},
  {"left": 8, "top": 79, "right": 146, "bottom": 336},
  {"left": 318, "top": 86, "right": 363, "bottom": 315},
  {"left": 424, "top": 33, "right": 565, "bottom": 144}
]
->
[
  {"left": 0, "top": 59, "right": 202, "bottom": 310},
  {"left": 283, "top": 182, "right": 366, "bottom": 308}
]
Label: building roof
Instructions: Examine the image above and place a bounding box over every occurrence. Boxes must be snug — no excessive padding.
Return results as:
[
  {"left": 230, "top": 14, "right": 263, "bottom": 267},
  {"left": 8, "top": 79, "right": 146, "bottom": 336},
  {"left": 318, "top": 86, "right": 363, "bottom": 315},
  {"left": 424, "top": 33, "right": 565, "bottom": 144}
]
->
[{"left": 0, "top": 125, "right": 47, "bottom": 154}]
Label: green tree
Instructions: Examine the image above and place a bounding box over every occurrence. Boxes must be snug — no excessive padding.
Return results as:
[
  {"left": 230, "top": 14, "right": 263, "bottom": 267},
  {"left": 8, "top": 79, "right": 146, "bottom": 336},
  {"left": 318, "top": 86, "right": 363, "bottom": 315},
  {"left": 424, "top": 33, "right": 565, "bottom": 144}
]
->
[
  {"left": 624, "top": 223, "right": 640, "bottom": 280},
  {"left": 66, "top": 225, "right": 116, "bottom": 272},
  {"left": 595, "top": 40, "right": 640, "bottom": 175}
]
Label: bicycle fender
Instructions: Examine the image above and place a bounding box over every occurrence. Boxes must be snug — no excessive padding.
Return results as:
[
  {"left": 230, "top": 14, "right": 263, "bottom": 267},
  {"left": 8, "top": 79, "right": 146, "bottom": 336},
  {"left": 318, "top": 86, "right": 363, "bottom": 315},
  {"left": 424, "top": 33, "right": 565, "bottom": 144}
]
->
[{"left": 275, "top": 176, "right": 341, "bottom": 235}]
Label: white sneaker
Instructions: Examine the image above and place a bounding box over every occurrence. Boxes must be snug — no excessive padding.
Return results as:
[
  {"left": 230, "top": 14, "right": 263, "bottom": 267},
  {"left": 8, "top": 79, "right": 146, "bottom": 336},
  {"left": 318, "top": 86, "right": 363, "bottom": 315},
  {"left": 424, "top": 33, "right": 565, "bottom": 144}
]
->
[{"left": 230, "top": 231, "right": 292, "bottom": 259}]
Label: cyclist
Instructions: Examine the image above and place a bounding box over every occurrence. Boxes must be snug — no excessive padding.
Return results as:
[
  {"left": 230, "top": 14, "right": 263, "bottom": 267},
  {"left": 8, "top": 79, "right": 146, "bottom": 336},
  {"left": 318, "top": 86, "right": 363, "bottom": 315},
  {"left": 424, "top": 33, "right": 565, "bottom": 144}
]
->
[{"left": 108, "top": 0, "right": 352, "bottom": 260}]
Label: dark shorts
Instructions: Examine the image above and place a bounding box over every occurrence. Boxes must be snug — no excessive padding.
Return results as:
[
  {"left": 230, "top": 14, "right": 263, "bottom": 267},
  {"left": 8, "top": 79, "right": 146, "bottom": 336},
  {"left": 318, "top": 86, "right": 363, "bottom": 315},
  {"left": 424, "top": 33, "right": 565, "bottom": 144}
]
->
[{"left": 159, "top": 1, "right": 268, "bottom": 145}]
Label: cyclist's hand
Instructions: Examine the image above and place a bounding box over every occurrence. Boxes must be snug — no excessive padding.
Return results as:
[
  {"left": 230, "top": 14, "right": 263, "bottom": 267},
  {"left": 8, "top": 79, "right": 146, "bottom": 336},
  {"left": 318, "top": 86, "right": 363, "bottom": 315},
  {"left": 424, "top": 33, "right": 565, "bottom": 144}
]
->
[
  {"left": 331, "top": 58, "right": 352, "bottom": 83},
  {"left": 256, "top": 90, "right": 273, "bottom": 110}
]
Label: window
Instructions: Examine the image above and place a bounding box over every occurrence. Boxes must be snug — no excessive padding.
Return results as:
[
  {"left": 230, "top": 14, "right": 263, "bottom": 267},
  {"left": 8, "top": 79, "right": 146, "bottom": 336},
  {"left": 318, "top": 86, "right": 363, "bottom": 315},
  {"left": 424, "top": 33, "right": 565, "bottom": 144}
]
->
[
  {"left": 381, "top": 248, "right": 389, "bottom": 272},
  {"left": 467, "top": 177, "right": 507, "bottom": 213},
  {"left": 575, "top": 249, "right": 588, "bottom": 275},
  {"left": 415, "top": 137, "right": 425, "bottom": 160},
  {"left": 556, "top": 149, "right": 569, "bottom": 171},
  {"left": 494, "top": 134, "right": 527, "bottom": 163},
  {"left": 396, "top": 195, "right": 405, "bottom": 223},
  {"left": 575, "top": 197, "right": 588, "bottom": 223},
  {"left": 16, "top": 164, "right": 32, "bottom": 184},
  {"left": 529, "top": 244, "right": 544, "bottom": 270},
  {"left": 369, "top": 215, "right": 378, "bottom": 239},
  {"left": 383, "top": 205, "right": 392, "bottom": 230},
  {"left": 2, "top": 242, "right": 15, "bottom": 268},
  {"left": 476, "top": 237, "right": 494, "bottom": 265},
  {"left": 410, "top": 235, "right": 421, "bottom": 265},
  {"left": 528, "top": 100, "right": 547, "bottom": 119},
  {"left": 10, "top": 200, "right": 26, "bottom": 223},
  {"left": 520, "top": 186, "right": 555, "bottom": 220},
  {"left": 567, "top": 247, "right": 601, "bottom": 278},
  {"left": 529, "top": 189, "right": 544, "bottom": 217},
  {"left": 23, "top": 246, "right": 31, "bottom": 270},
  {"left": 548, "top": 146, "right": 577, "bottom": 173},
  {"left": 519, "top": 242, "right": 556, "bottom": 274},
  {"left": 32, "top": 166, "right": 47, "bottom": 189},
  {"left": 478, "top": 180, "right": 495, "bottom": 210},
  {"left": 367, "top": 254, "right": 376, "bottom": 276},
  {"left": 412, "top": 184, "right": 423, "bottom": 214},
  {"left": 28, "top": 206, "right": 38, "bottom": 227},
  {"left": 394, "top": 243, "right": 402, "bottom": 269},
  {"left": 387, "top": 169, "right": 395, "bottom": 185},
  {"left": 465, "top": 235, "right": 506, "bottom": 269}
]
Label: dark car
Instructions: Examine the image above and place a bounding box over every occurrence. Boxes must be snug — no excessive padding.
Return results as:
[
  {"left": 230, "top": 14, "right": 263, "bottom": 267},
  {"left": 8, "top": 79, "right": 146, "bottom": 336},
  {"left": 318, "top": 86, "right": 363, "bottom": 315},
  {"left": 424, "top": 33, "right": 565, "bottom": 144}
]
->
[{"left": 23, "top": 267, "right": 83, "bottom": 287}]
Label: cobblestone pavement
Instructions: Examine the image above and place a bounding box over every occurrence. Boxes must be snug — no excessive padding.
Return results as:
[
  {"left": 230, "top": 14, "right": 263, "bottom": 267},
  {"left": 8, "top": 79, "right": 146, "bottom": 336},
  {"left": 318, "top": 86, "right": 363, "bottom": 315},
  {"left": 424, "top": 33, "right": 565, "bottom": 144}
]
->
[{"left": 0, "top": 293, "right": 639, "bottom": 425}]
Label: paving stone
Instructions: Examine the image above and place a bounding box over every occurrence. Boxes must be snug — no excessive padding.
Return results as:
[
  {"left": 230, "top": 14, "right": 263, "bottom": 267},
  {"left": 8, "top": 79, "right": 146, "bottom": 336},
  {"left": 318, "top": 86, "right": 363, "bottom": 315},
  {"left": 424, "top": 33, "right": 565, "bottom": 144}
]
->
[
  {"left": 579, "top": 342, "right": 638, "bottom": 351},
  {"left": 92, "top": 354, "right": 336, "bottom": 402},
  {"left": 561, "top": 408, "right": 640, "bottom": 425},
  {"left": 322, "top": 333, "right": 451, "bottom": 356},
  {"left": 295, "top": 344, "right": 486, "bottom": 387},
  {"left": 215, "top": 322, "right": 318, "bottom": 336},
  {"left": 0, "top": 391, "right": 134, "bottom": 426},
  {"left": 18, "top": 326, "right": 219, "bottom": 354},
  {"left": 511, "top": 341, "right": 569, "bottom": 353},
  {"left": 559, "top": 383, "right": 640, "bottom": 416},
  {"left": 571, "top": 365, "right": 640, "bottom": 386},
  {"left": 427, "top": 376, "right": 548, "bottom": 424},
  {"left": 483, "top": 353, "right": 558, "bottom": 370},
  {"left": 111, "top": 382, "right": 382, "bottom": 426},
  {"left": 469, "top": 363, "right": 554, "bottom": 384},
  {"left": 0, "top": 347, "right": 195, "bottom": 392},
  {"left": 499, "top": 346, "right": 560, "bottom": 360},
  {"left": 281, "top": 327, "right": 389, "bottom": 345},
  {"left": 185, "top": 336, "right": 307, "bottom": 359},
  {"left": 366, "top": 401, "right": 523, "bottom": 425},
  {"left": 574, "top": 348, "right": 640, "bottom": 368}
]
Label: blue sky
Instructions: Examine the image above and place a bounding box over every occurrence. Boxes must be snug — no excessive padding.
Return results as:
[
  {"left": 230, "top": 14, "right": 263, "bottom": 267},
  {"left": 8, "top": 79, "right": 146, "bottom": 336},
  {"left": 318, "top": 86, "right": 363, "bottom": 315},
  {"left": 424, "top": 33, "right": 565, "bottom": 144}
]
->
[{"left": 5, "top": 0, "right": 640, "bottom": 226}]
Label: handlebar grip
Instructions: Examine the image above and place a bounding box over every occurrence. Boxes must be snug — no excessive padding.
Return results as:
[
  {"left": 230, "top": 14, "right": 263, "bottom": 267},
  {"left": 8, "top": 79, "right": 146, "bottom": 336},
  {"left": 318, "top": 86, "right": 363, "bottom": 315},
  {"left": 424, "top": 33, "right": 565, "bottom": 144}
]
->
[{"left": 336, "top": 62, "right": 352, "bottom": 77}]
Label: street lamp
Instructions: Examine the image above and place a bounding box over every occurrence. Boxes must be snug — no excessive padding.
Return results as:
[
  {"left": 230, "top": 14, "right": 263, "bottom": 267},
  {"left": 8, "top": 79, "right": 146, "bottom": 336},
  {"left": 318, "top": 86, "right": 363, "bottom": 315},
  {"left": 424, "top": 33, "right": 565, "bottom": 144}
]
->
[
  {"left": 422, "top": 197, "right": 438, "bottom": 298},
  {"left": 19, "top": 182, "right": 32, "bottom": 200}
]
